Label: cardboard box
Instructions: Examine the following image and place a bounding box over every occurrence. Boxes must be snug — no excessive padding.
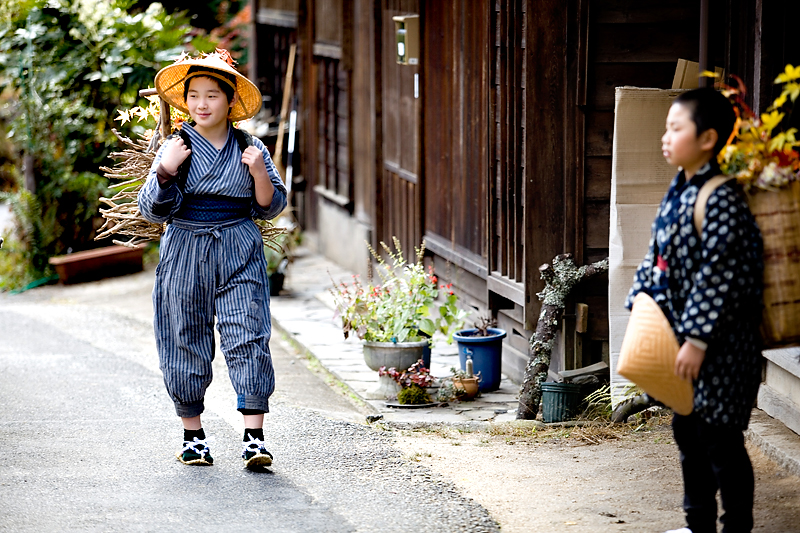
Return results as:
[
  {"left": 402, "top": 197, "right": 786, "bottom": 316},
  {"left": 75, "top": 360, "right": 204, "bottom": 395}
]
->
[{"left": 608, "top": 87, "right": 683, "bottom": 405}]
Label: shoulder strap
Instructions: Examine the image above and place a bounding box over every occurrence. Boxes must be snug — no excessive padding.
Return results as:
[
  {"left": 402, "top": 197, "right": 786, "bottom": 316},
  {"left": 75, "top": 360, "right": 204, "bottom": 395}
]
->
[
  {"left": 693, "top": 175, "right": 733, "bottom": 235},
  {"left": 232, "top": 128, "right": 255, "bottom": 152},
  {"left": 232, "top": 127, "right": 259, "bottom": 201},
  {"left": 170, "top": 125, "right": 255, "bottom": 190},
  {"left": 175, "top": 128, "right": 193, "bottom": 192}
]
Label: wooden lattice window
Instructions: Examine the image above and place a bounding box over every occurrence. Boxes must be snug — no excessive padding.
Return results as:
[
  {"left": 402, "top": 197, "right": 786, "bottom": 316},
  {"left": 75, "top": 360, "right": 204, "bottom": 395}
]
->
[
  {"left": 490, "top": 0, "right": 526, "bottom": 286},
  {"left": 315, "top": 55, "right": 351, "bottom": 203}
]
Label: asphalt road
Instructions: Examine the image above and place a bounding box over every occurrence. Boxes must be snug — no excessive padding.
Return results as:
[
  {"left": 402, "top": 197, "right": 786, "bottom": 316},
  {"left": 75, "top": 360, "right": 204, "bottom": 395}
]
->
[{"left": 0, "top": 270, "right": 498, "bottom": 532}]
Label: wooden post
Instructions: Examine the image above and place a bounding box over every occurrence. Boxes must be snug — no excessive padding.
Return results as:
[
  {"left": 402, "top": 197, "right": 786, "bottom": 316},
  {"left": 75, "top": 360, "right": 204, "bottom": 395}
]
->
[
  {"left": 159, "top": 97, "right": 171, "bottom": 139},
  {"left": 274, "top": 43, "right": 297, "bottom": 177},
  {"left": 699, "top": 0, "right": 710, "bottom": 88},
  {"left": 138, "top": 88, "right": 171, "bottom": 146}
]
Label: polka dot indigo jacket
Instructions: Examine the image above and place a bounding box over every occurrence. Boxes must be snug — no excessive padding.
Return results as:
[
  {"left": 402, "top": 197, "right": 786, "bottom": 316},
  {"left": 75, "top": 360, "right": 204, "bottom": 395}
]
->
[{"left": 625, "top": 162, "right": 764, "bottom": 428}]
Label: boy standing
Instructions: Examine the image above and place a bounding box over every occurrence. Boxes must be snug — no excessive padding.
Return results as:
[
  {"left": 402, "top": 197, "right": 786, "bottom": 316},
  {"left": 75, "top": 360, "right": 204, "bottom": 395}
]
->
[
  {"left": 626, "top": 88, "right": 763, "bottom": 533},
  {"left": 139, "top": 50, "right": 287, "bottom": 469}
]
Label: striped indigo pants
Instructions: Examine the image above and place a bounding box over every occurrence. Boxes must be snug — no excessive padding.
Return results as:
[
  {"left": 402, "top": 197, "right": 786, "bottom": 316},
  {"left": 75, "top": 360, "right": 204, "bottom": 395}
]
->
[{"left": 153, "top": 217, "right": 275, "bottom": 418}]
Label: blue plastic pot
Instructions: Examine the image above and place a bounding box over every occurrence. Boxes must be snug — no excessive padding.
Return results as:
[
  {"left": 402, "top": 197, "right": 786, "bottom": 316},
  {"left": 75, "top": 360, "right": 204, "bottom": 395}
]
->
[
  {"left": 419, "top": 330, "right": 432, "bottom": 369},
  {"left": 453, "top": 328, "right": 507, "bottom": 392}
]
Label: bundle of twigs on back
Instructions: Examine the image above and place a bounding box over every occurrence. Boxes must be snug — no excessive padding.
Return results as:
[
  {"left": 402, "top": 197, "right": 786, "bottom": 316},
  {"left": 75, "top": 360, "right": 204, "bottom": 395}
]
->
[
  {"left": 96, "top": 129, "right": 163, "bottom": 248},
  {"left": 96, "top": 127, "right": 285, "bottom": 251}
]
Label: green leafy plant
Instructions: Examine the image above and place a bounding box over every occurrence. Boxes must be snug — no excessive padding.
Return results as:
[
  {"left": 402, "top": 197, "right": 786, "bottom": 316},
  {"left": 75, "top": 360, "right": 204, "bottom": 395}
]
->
[
  {"left": 330, "top": 238, "right": 467, "bottom": 343},
  {"left": 397, "top": 385, "right": 430, "bottom": 405},
  {"left": 704, "top": 64, "right": 800, "bottom": 190},
  {"left": 579, "top": 384, "right": 612, "bottom": 420},
  {"left": 422, "top": 284, "right": 469, "bottom": 344}
]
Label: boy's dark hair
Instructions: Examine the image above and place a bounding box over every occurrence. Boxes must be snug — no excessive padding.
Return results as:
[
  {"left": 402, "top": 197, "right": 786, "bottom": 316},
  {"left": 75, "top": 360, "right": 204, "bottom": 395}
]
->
[
  {"left": 673, "top": 88, "right": 736, "bottom": 156},
  {"left": 183, "top": 65, "right": 237, "bottom": 105}
]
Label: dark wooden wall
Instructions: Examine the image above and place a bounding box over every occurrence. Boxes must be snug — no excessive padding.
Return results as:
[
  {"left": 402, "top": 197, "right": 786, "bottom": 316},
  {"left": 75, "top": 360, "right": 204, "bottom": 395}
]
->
[
  {"left": 422, "top": 0, "right": 489, "bottom": 269},
  {"left": 299, "top": 0, "right": 354, "bottom": 230},
  {"left": 376, "top": 0, "right": 422, "bottom": 259},
  {"left": 490, "top": 0, "right": 524, "bottom": 286},
  {"left": 259, "top": 0, "right": 299, "bottom": 10},
  {"left": 269, "top": 0, "right": 800, "bottom": 380},
  {"left": 577, "top": 1, "right": 699, "bottom": 356},
  {"left": 253, "top": 0, "right": 307, "bottom": 226},
  {"left": 253, "top": 0, "right": 299, "bottom": 118},
  {"left": 350, "top": 0, "right": 376, "bottom": 228}
]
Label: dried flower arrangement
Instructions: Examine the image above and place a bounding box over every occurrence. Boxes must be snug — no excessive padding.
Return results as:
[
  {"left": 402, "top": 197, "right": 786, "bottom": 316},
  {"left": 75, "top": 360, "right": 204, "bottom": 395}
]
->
[{"left": 708, "top": 64, "right": 800, "bottom": 190}]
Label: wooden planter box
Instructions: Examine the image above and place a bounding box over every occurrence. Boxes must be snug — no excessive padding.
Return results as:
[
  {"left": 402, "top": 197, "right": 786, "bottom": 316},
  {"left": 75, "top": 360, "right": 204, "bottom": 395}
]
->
[{"left": 48, "top": 245, "right": 145, "bottom": 285}]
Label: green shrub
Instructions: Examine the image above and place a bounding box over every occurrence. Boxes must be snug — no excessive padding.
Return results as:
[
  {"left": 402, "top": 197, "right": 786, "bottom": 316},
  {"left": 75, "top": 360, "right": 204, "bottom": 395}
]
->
[
  {"left": 397, "top": 384, "right": 431, "bottom": 405},
  {"left": 0, "top": 1, "right": 205, "bottom": 290}
]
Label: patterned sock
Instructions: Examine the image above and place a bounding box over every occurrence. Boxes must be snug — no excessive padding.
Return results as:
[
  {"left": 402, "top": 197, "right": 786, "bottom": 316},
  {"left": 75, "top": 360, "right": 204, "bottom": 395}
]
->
[{"left": 178, "top": 428, "right": 213, "bottom": 465}]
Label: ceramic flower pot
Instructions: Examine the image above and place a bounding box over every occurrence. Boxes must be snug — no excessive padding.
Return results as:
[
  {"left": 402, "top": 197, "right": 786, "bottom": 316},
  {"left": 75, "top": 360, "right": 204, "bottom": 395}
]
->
[
  {"left": 363, "top": 340, "right": 428, "bottom": 399},
  {"left": 362, "top": 340, "right": 428, "bottom": 372},
  {"left": 452, "top": 377, "right": 479, "bottom": 400}
]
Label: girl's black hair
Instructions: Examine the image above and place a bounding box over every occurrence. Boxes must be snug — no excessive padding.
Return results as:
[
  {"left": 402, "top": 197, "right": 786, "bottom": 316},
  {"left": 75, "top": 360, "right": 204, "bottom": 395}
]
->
[
  {"left": 182, "top": 65, "right": 237, "bottom": 105},
  {"left": 673, "top": 88, "right": 736, "bottom": 156}
]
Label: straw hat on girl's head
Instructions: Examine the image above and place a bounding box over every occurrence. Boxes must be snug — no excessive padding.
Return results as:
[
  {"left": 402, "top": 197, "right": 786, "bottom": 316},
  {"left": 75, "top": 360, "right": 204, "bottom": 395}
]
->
[{"left": 154, "top": 49, "right": 262, "bottom": 122}]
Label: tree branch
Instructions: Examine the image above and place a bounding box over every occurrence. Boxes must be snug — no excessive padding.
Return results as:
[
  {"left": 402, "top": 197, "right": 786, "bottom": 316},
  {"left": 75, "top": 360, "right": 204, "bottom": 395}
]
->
[{"left": 517, "top": 255, "right": 609, "bottom": 420}]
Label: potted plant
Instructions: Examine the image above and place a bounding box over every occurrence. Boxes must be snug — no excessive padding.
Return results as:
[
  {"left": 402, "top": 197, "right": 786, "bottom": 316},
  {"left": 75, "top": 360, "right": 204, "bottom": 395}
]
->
[
  {"left": 453, "top": 316, "right": 507, "bottom": 392},
  {"left": 379, "top": 359, "right": 434, "bottom": 405},
  {"left": 436, "top": 362, "right": 481, "bottom": 402},
  {"left": 418, "top": 281, "right": 469, "bottom": 367},
  {"left": 330, "top": 238, "right": 466, "bottom": 397},
  {"left": 263, "top": 218, "right": 301, "bottom": 296}
]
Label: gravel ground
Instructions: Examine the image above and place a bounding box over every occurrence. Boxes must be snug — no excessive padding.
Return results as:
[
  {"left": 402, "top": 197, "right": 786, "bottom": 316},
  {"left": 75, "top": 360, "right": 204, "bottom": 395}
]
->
[{"left": 263, "top": 409, "right": 498, "bottom": 532}]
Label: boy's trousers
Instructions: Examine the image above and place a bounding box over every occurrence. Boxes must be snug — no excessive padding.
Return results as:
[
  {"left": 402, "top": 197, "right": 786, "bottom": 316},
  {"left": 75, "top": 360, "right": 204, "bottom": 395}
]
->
[
  {"left": 153, "top": 218, "right": 276, "bottom": 418},
  {"left": 672, "top": 412, "right": 754, "bottom": 533}
]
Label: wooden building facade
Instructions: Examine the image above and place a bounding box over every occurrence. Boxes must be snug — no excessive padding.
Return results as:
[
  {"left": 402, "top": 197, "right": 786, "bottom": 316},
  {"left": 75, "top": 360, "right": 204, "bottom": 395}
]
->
[{"left": 251, "top": 0, "right": 800, "bottom": 415}]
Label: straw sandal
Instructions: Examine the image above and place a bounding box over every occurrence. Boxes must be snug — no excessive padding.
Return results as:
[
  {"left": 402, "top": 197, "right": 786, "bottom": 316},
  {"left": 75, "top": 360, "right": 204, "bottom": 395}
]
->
[
  {"left": 176, "top": 437, "right": 214, "bottom": 466},
  {"left": 242, "top": 434, "right": 273, "bottom": 469}
]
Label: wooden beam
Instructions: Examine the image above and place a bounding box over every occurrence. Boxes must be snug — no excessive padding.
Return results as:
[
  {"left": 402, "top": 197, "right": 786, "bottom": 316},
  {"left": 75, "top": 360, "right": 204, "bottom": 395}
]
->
[
  {"left": 372, "top": 0, "right": 384, "bottom": 251},
  {"left": 273, "top": 43, "right": 297, "bottom": 177},
  {"left": 699, "top": 0, "right": 710, "bottom": 88},
  {"left": 524, "top": 0, "right": 567, "bottom": 330},
  {"left": 299, "top": 0, "right": 319, "bottom": 230}
]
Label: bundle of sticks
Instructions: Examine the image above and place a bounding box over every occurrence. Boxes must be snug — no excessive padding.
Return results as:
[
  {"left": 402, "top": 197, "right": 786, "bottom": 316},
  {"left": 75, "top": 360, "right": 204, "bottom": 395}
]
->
[
  {"left": 96, "top": 126, "right": 285, "bottom": 251},
  {"left": 96, "top": 130, "right": 164, "bottom": 248}
]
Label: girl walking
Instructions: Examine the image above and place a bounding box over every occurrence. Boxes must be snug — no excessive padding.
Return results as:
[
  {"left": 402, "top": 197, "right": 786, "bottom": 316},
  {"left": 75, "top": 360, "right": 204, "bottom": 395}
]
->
[{"left": 139, "top": 50, "right": 287, "bottom": 469}]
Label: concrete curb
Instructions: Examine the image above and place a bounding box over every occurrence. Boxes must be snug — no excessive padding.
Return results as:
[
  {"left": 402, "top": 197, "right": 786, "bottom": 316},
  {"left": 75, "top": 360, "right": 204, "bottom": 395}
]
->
[
  {"left": 746, "top": 409, "right": 800, "bottom": 478},
  {"left": 271, "top": 316, "right": 378, "bottom": 417}
]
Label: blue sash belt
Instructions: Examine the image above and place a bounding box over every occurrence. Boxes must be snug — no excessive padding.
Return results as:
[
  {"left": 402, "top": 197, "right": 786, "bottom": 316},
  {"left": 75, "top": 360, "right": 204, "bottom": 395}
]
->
[{"left": 175, "top": 194, "right": 250, "bottom": 222}]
